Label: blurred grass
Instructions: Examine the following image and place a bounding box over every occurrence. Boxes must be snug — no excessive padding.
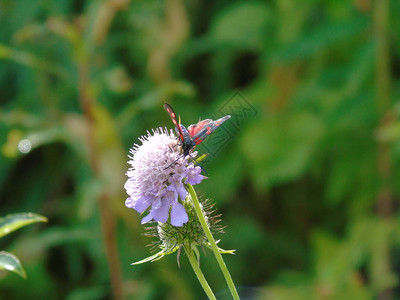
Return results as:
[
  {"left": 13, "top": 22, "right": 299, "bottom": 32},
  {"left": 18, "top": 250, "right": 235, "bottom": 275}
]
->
[{"left": 1, "top": 0, "right": 400, "bottom": 299}]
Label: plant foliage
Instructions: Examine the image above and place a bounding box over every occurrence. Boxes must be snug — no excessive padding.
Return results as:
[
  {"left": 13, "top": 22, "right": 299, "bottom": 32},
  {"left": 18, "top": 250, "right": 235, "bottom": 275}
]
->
[{"left": 1, "top": 0, "right": 400, "bottom": 299}]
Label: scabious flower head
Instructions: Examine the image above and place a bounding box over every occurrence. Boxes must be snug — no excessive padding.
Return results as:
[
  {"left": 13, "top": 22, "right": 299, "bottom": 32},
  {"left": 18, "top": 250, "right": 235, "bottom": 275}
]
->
[
  {"left": 132, "top": 196, "right": 228, "bottom": 265},
  {"left": 124, "top": 128, "right": 204, "bottom": 227}
]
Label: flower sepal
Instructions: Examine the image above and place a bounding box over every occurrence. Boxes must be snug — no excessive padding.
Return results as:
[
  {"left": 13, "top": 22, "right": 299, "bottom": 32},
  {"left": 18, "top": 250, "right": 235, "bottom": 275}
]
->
[
  {"left": 196, "top": 153, "right": 208, "bottom": 163},
  {"left": 131, "top": 247, "right": 178, "bottom": 265},
  {"left": 210, "top": 244, "right": 236, "bottom": 255}
]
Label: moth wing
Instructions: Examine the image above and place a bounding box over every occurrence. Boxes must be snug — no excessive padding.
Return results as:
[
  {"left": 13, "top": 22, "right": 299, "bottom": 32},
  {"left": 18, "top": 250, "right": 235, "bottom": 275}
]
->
[
  {"left": 187, "top": 119, "right": 212, "bottom": 137},
  {"left": 188, "top": 115, "right": 231, "bottom": 145}
]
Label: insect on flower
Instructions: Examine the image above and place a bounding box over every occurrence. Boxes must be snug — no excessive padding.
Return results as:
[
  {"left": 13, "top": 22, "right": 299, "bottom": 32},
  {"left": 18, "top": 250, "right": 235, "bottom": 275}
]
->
[
  {"left": 125, "top": 128, "right": 204, "bottom": 226},
  {"left": 163, "top": 103, "right": 231, "bottom": 157}
]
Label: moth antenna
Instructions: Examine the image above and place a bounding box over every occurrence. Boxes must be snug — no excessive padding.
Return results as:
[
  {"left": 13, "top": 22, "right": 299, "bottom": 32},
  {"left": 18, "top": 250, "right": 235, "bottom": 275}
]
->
[{"left": 164, "top": 154, "right": 208, "bottom": 175}]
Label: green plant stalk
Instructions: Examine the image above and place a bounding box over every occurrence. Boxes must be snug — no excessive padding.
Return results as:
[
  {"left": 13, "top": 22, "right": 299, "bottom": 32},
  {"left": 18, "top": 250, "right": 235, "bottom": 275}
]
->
[
  {"left": 187, "top": 183, "right": 240, "bottom": 300},
  {"left": 184, "top": 246, "right": 216, "bottom": 300},
  {"left": 374, "top": 1, "right": 393, "bottom": 299}
]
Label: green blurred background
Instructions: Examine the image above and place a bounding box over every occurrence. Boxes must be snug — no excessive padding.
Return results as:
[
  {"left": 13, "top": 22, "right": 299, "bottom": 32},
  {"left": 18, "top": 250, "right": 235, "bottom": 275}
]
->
[{"left": 1, "top": 0, "right": 400, "bottom": 299}]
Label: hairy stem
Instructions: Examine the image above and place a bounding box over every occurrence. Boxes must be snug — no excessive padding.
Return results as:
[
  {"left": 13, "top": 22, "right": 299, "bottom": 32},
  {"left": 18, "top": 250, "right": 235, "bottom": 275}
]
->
[
  {"left": 184, "top": 246, "right": 216, "bottom": 300},
  {"left": 187, "top": 184, "right": 240, "bottom": 300}
]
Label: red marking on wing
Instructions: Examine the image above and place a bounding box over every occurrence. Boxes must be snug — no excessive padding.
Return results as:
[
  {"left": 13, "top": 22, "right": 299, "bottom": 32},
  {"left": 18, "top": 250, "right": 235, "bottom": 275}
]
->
[
  {"left": 187, "top": 119, "right": 211, "bottom": 137},
  {"left": 164, "top": 103, "right": 185, "bottom": 142},
  {"left": 194, "top": 137, "right": 202, "bottom": 144}
]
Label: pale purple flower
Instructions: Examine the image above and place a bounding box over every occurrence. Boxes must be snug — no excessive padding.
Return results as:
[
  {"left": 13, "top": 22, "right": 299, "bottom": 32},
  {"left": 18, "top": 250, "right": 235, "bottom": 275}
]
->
[{"left": 125, "top": 128, "right": 204, "bottom": 227}]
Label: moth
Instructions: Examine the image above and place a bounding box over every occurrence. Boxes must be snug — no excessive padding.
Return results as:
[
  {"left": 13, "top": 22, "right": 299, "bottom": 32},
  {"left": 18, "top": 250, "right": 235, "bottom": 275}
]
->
[{"left": 164, "top": 103, "right": 231, "bottom": 157}]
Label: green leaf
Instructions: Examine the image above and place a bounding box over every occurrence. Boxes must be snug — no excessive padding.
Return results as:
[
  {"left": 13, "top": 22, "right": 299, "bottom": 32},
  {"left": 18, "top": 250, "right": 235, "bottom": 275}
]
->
[
  {"left": 241, "top": 111, "right": 323, "bottom": 190},
  {"left": 0, "top": 251, "right": 27, "bottom": 279},
  {"left": 0, "top": 44, "right": 68, "bottom": 78},
  {"left": 376, "top": 121, "right": 400, "bottom": 143},
  {"left": 274, "top": 17, "right": 367, "bottom": 62},
  {"left": 209, "top": 2, "right": 270, "bottom": 50},
  {"left": 0, "top": 213, "right": 47, "bottom": 238}
]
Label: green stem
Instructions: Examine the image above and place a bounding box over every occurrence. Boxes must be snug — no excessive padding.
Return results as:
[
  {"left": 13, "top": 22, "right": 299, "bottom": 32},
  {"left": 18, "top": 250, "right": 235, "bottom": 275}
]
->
[
  {"left": 184, "top": 246, "right": 216, "bottom": 300},
  {"left": 374, "top": 1, "right": 393, "bottom": 300},
  {"left": 187, "top": 184, "right": 240, "bottom": 300}
]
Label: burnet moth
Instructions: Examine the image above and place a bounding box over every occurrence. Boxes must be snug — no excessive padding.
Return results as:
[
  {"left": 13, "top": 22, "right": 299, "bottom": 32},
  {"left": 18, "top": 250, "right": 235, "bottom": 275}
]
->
[{"left": 164, "top": 103, "right": 230, "bottom": 157}]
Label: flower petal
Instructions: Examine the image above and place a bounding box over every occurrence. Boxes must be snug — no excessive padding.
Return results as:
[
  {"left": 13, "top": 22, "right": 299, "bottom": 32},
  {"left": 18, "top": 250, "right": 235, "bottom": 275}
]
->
[
  {"left": 125, "top": 197, "right": 134, "bottom": 208},
  {"left": 151, "top": 201, "right": 170, "bottom": 223},
  {"left": 152, "top": 198, "right": 162, "bottom": 209},
  {"left": 165, "top": 188, "right": 178, "bottom": 204},
  {"left": 170, "top": 202, "right": 188, "bottom": 227},
  {"left": 174, "top": 182, "right": 187, "bottom": 201},
  {"left": 133, "top": 195, "right": 153, "bottom": 213},
  {"left": 186, "top": 165, "right": 204, "bottom": 185},
  {"left": 141, "top": 211, "right": 154, "bottom": 224},
  {"left": 124, "top": 178, "right": 137, "bottom": 195}
]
